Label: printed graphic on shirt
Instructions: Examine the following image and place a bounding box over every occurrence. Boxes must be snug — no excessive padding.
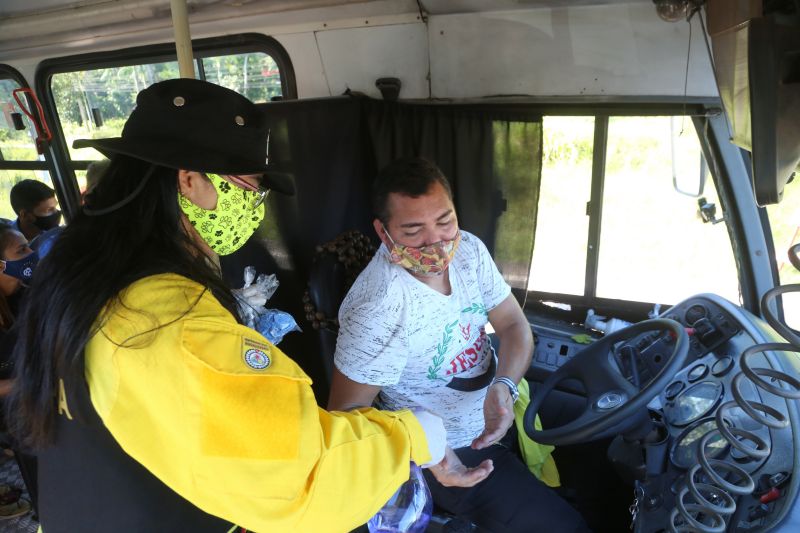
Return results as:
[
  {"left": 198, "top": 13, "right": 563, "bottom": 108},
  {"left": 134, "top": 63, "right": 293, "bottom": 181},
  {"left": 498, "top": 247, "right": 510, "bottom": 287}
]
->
[
  {"left": 58, "top": 378, "right": 73, "bottom": 420},
  {"left": 334, "top": 231, "right": 512, "bottom": 448},
  {"left": 445, "top": 327, "right": 489, "bottom": 376},
  {"left": 461, "top": 302, "right": 488, "bottom": 317},
  {"left": 427, "top": 320, "right": 458, "bottom": 381}
]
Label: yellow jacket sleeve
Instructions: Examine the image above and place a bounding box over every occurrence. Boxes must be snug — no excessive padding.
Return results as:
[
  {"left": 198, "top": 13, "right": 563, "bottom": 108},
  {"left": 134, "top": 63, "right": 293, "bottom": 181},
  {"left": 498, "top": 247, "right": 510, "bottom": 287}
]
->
[{"left": 85, "top": 274, "right": 430, "bottom": 533}]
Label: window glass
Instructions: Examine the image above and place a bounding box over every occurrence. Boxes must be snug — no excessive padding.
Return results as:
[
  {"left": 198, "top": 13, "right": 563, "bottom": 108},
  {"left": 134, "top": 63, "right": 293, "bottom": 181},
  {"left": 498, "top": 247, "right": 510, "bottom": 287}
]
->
[
  {"left": 201, "top": 52, "right": 282, "bottom": 103},
  {"left": 51, "top": 62, "right": 181, "bottom": 161},
  {"left": 529, "top": 116, "right": 594, "bottom": 295},
  {"left": 596, "top": 116, "right": 739, "bottom": 305},
  {"left": 0, "top": 76, "right": 53, "bottom": 219},
  {"left": 0, "top": 78, "right": 41, "bottom": 162},
  {"left": 0, "top": 170, "right": 54, "bottom": 220},
  {"left": 766, "top": 177, "right": 800, "bottom": 328},
  {"left": 50, "top": 51, "right": 283, "bottom": 162}
]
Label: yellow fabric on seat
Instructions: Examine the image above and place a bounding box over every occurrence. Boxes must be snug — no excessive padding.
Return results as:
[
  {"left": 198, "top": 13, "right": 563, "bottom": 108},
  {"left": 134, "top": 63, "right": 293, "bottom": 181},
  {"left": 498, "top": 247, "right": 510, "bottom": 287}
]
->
[
  {"left": 82, "top": 273, "right": 431, "bottom": 533},
  {"left": 513, "top": 379, "right": 560, "bottom": 488}
]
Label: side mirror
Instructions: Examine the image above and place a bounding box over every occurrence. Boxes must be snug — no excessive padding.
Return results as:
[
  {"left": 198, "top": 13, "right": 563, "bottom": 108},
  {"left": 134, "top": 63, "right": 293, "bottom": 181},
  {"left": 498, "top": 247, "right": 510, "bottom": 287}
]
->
[
  {"left": 673, "top": 152, "right": 708, "bottom": 198},
  {"left": 671, "top": 116, "right": 707, "bottom": 197}
]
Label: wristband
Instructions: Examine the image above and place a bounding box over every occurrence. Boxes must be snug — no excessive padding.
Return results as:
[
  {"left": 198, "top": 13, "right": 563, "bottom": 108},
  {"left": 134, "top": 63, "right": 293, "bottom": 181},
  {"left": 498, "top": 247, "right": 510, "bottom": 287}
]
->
[{"left": 490, "top": 376, "right": 520, "bottom": 403}]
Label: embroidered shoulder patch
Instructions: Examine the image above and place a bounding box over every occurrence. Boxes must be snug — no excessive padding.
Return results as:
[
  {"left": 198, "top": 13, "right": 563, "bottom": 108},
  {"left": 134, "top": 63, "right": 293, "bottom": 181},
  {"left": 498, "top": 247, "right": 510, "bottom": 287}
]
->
[{"left": 242, "top": 338, "right": 271, "bottom": 370}]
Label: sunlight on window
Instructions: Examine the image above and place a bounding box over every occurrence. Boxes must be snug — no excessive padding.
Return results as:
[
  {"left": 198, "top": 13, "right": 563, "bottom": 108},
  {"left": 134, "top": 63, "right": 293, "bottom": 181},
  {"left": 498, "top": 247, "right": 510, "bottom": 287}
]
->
[
  {"left": 596, "top": 116, "right": 740, "bottom": 305},
  {"left": 50, "top": 52, "right": 282, "bottom": 162},
  {"left": 529, "top": 116, "right": 594, "bottom": 295},
  {"left": 51, "top": 63, "right": 181, "bottom": 161}
]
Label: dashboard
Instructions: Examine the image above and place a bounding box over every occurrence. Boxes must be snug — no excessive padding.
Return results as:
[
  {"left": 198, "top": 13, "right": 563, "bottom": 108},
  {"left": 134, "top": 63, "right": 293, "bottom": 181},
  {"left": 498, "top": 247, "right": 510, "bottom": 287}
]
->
[
  {"left": 529, "top": 294, "right": 800, "bottom": 532},
  {"left": 631, "top": 296, "right": 798, "bottom": 532}
]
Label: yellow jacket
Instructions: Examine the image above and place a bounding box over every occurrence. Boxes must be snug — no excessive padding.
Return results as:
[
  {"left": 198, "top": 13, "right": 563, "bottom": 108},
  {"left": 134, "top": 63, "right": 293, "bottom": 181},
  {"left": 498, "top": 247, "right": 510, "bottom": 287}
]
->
[{"left": 83, "top": 273, "right": 430, "bottom": 532}]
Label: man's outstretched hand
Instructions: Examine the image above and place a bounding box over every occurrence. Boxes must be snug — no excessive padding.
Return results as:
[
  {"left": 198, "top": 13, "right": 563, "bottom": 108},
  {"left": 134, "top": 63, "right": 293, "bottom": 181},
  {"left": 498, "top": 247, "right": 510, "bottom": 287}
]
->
[
  {"left": 428, "top": 446, "right": 493, "bottom": 487},
  {"left": 470, "top": 382, "right": 515, "bottom": 449}
]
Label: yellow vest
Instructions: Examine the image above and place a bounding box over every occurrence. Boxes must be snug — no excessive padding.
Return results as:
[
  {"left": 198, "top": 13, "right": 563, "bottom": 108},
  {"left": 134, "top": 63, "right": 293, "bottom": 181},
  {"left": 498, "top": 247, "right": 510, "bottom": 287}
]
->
[
  {"left": 514, "top": 379, "right": 560, "bottom": 488},
  {"left": 80, "top": 273, "right": 430, "bottom": 532}
]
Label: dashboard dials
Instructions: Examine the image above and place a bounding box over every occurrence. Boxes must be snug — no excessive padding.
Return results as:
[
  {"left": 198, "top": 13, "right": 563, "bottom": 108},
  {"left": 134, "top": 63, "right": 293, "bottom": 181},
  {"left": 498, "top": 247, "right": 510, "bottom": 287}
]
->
[
  {"left": 687, "top": 363, "right": 709, "bottom": 382},
  {"left": 670, "top": 418, "right": 729, "bottom": 469},
  {"left": 665, "top": 381, "right": 685, "bottom": 400},
  {"left": 664, "top": 381, "right": 723, "bottom": 427},
  {"left": 711, "top": 356, "right": 734, "bottom": 377},
  {"left": 685, "top": 304, "right": 708, "bottom": 325}
]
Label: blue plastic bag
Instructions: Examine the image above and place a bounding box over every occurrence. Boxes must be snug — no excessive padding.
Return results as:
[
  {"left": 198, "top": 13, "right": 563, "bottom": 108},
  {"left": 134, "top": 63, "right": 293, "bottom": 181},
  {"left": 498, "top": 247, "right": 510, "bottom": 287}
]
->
[
  {"left": 234, "top": 266, "right": 300, "bottom": 345},
  {"left": 368, "top": 462, "right": 433, "bottom": 533}
]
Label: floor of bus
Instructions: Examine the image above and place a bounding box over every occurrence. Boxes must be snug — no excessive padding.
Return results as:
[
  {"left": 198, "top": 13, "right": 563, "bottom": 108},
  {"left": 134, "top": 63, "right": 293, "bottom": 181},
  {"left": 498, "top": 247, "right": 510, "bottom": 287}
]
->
[{"left": 0, "top": 454, "right": 37, "bottom": 533}]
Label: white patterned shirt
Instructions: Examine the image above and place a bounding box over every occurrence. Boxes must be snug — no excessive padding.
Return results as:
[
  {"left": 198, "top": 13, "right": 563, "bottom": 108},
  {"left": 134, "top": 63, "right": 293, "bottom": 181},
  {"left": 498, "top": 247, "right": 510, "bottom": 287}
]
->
[{"left": 334, "top": 231, "right": 511, "bottom": 448}]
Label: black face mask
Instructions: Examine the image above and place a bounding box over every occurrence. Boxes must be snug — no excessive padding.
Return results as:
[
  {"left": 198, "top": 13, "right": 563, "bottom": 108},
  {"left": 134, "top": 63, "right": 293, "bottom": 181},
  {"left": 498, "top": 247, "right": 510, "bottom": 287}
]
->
[{"left": 34, "top": 210, "right": 62, "bottom": 232}]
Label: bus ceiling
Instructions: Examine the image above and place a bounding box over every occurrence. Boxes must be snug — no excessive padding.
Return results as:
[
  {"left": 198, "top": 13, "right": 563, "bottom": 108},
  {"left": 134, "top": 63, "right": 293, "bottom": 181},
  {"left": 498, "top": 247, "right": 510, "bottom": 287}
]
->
[
  {"left": 1, "top": 0, "right": 798, "bottom": 206},
  {"left": 0, "top": 0, "right": 719, "bottom": 102}
]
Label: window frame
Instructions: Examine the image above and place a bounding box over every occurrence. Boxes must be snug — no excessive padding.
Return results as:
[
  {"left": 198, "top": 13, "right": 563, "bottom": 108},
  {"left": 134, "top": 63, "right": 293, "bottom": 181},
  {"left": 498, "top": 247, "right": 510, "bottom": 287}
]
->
[
  {"left": 0, "top": 64, "right": 51, "bottom": 173},
  {"left": 35, "top": 33, "right": 297, "bottom": 221},
  {"left": 524, "top": 101, "right": 753, "bottom": 321},
  {"left": 0, "top": 64, "right": 65, "bottom": 219}
]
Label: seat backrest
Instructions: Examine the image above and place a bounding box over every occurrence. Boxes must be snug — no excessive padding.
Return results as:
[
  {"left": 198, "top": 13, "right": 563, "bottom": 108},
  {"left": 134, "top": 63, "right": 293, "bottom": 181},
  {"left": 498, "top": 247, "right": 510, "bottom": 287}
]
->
[{"left": 304, "top": 230, "right": 376, "bottom": 382}]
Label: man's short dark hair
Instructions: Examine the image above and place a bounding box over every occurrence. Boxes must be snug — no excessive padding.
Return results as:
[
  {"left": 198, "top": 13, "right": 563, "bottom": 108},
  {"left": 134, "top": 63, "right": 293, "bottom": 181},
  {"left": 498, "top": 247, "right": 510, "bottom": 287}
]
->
[
  {"left": 372, "top": 157, "right": 453, "bottom": 223},
  {"left": 10, "top": 179, "right": 55, "bottom": 215}
]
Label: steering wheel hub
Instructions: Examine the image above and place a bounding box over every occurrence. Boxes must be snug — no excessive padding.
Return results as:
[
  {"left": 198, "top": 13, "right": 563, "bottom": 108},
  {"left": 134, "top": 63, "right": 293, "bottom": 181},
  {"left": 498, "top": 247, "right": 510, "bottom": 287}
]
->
[{"left": 596, "top": 392, "right": 627, "bottom": 410}]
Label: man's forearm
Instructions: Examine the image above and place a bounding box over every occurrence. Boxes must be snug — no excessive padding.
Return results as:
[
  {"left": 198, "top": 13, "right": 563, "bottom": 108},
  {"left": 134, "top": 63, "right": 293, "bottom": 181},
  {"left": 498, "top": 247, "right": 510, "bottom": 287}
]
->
[{"left": 494, "top": 319, "right": 533, "bottom": 383}]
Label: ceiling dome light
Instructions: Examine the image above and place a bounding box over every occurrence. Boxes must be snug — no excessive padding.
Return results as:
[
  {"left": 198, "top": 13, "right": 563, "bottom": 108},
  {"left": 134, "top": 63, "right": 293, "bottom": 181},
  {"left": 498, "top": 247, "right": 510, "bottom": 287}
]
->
[{"left": 653, "top": 0, "right": 691, "bottom": 22}]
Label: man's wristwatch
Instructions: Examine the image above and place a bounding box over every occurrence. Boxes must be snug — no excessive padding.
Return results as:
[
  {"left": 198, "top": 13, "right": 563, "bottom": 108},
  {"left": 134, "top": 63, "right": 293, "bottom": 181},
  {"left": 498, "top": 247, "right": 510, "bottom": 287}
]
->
[{"left": 490, "top": 376, "right": 520, "bottom": 403}]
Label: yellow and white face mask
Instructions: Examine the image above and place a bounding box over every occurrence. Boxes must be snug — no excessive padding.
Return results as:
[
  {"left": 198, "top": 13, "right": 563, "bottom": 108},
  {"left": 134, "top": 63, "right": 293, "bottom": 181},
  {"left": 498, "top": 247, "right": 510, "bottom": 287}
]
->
[
  {"left": 178, "top": 173, "right": 266, "bottom": 256},
  {"left": 382, "top": 224, "right": 462, "bottom": 276}
]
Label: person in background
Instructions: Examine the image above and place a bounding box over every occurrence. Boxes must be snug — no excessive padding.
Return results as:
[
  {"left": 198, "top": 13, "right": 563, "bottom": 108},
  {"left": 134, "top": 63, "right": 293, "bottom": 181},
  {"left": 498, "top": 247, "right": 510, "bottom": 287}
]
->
[
  {"left": 0, "top": 221, "right": 38, "bottom": 519},
  {"left": 6, "top": 79, "right": 490, "bottom": 533},
  {"left": 9, "top": 180, "right": 61, "bottom": 242},
  {"left": 84, "top": 159, "right": 110, "bottom": 197}
]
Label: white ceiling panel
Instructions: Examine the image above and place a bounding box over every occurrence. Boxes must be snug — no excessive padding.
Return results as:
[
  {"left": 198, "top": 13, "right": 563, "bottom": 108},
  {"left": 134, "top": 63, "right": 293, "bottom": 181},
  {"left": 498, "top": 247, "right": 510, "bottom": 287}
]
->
[
  {"left": 429, "top": 3, "right": 717, "bottom": 98},
  {"left": 315, "top": 22, "right": 430, "bottom": 98}
]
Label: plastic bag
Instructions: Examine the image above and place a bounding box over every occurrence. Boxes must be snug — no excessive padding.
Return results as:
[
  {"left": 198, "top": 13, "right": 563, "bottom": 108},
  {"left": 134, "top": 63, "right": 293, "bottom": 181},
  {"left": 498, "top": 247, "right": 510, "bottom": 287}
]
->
[
  {"left": 233, "top": 266, "right": 300, "bottom": 345},
  {"left": 368, "top": 462, "right": 432, "bottom": 533},
  {"left": 256, "top": 308, "right": 302, "bottom": 345}
]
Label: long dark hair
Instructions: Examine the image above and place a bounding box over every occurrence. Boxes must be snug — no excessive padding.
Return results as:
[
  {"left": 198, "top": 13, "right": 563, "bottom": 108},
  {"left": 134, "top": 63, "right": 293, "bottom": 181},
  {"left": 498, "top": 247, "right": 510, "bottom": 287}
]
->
[{"left": 6, "top": 155, "right": 240, "bottom": 449}]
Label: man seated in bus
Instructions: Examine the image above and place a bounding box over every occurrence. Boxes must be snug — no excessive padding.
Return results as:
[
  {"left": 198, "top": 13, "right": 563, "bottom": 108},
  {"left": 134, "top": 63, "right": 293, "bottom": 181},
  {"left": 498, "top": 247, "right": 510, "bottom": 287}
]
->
[
  {"left": 329, "top": 157, "right": 588, "bottom": 533},
  {"left": 8, "top": 179, "right": 61, "bottom": 241}
]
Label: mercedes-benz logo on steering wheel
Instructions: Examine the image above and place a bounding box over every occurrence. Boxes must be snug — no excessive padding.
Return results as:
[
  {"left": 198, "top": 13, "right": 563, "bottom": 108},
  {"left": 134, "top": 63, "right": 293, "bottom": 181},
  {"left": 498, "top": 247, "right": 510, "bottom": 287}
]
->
[{"left": 596, "top": 392, "right": 627, "bottom": 410}]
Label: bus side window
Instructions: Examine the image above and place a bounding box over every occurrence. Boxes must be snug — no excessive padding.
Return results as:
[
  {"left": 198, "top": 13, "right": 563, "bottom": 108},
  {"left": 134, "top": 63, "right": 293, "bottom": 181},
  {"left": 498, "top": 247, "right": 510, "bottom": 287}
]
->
[
  {"left": 0, "top": 70, "right": 55, "bottom": 220},
  {"left": 48, "top": 46, "right": 287, "bottom": 193},
  {"left": 529, "top": 114, "right": 739, "bottom": 309}
]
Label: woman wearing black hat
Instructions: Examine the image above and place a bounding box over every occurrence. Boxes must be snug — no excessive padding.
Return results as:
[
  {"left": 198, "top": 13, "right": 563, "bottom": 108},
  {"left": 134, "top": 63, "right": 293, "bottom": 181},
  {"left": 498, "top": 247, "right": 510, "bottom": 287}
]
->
[{"left": 6, "top": 79, "right": 490, "bottom": 533}]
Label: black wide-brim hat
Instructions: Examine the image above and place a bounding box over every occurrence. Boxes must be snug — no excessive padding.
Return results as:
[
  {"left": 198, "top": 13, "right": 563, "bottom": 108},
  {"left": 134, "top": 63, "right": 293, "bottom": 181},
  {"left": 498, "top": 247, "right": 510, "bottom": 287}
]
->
[{"left": 73, "top": 78, "right": 294, "bottom": 195}]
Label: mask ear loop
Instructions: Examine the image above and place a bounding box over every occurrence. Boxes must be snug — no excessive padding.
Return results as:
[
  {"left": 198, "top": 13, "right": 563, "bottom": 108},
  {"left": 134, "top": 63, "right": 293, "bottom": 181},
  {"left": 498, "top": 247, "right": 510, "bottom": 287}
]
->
[
  {"left": 380, "top": 223, "right": 398, "bottom": 246},
  {"left": 83, "top": 165, "right": 156, "bottom": 216}
]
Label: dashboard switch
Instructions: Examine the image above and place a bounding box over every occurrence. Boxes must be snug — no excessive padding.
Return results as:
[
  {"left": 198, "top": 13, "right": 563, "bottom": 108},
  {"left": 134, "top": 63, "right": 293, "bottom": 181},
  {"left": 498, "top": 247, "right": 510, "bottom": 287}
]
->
[
  {"left": 760, "top": 487, "right": 781, "bottom": 504},
  {"left": 748, "top": 503, "right": 770, "bottom": 520}
]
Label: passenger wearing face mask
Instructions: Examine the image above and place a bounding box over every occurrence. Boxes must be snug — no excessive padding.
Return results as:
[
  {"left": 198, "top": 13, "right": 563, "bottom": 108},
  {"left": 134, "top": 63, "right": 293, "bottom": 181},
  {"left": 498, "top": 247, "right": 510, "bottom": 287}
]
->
[
  {"left": 8, "top": 179, "right": 62, "bottom": 242},
  {"left": 5, "top": 79, "right": 491, "bottom": 533},
  {"left": 329, "top": 158, "right": 590, "bottom": 533},
  {"left": 0, "top": 221, "right": 37, "bottom": 519}
]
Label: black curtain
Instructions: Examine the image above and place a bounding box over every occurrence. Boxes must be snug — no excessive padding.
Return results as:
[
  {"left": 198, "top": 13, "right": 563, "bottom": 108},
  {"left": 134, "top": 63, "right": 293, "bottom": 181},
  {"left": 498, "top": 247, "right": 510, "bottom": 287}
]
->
[
  {"left": 221, "top": 96, "right": 542, "bottom": 397},
  {"left": 360, "top": 98, "right": 542, "bottom": 299}
]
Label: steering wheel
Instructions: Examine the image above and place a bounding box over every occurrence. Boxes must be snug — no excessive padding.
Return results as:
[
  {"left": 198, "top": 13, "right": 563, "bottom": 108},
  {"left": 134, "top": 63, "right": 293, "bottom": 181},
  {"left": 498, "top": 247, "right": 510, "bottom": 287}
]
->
[{"left": 523, "top": 319, "right": 689, "bottom": 447}]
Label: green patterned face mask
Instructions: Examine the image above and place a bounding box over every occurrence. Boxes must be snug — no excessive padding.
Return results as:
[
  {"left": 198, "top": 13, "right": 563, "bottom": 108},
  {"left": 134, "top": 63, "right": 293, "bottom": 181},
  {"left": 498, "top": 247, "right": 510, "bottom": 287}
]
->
[{"left": 178, "top": 173, "right": 266, "bottom": 256}]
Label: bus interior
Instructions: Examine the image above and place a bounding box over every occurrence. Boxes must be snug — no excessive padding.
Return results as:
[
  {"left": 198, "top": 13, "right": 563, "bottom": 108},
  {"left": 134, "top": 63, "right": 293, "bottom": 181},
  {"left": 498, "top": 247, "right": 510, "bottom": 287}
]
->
[{"left": 1, "top": 0, "right": 800, "bottom": 531}]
